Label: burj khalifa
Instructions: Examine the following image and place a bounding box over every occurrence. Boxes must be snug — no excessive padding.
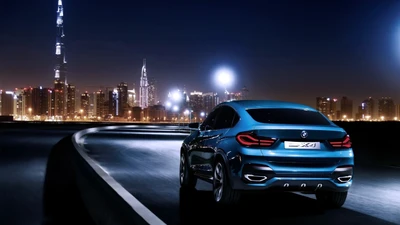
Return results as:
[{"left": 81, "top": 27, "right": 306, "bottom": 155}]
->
[{"left": 53, "top": 0, "right": 67, "bottom": 117}]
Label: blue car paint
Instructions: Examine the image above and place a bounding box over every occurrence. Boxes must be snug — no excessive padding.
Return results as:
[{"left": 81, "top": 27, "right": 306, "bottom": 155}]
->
[{"left": 183, "top": 100, "right": 354, "bottom": 192}]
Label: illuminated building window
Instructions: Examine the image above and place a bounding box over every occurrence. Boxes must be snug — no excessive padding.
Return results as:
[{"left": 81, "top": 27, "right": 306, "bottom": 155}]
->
[
  {"left": 56, "top": 45, "right": 61, "bottom": 55},
  {"left": 55, "top": 70, "right": 60, "bottom": 78}
]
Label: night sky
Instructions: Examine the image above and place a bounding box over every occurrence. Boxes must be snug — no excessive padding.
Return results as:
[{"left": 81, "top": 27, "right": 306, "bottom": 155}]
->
[{"left": 2, "top": 0, "right": 400, "bottom": 107}]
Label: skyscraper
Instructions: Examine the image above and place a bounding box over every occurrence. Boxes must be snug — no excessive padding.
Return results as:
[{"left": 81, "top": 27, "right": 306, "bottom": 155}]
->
[
  {"left": 189, "top": 91, "right": 203, "bottom": 113},
  {"left": 148, "top": 77, "right": 158, "bottom": 106},
  {"left": 117, "top": 82, "right": 128, "bottom": 117},
  {"left": 378, "top": 97, "right": 395, "bottom": 120},
  {"left": 316, "top": 97, "right": 338, "bottom": 120},
  {"left": 340, "top": 96, "right": 353, "bottom": 119},
  {"left": 66, "top": 84, "right": 75, "bottom": 116},
  {"left": 128, "top": 88, "right": 136, "bottom": 107},
  {"left": 32, "top": 87, "right": 51, "bottom": 116},
  {"left": 108, "top": 89, "right": 118, "bottom": 116},
  {"left": 53, "top": 0, "right": 68, "bottom": 117},
  {"left": 356, "top": 97, "right": 374, "bottom": 120},
  {"left": 80, "top": 92, "right": 90, "bottom": 117},
  {"left": 202, "top": 92, "right": 219, "bottom": 114},
  {"left": 96, "top": 90, "right": 105, "bottom": 118},
  {"left": 139, "top": 59, "right": 149, "bottom": 109},
  {"left": 0, "top": 91, "right": 14, "bottom": 116}
]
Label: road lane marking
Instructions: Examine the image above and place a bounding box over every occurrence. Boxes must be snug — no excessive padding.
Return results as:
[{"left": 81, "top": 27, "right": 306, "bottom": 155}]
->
[
  {"left": 382, "top": 165, "right": 400, "bottom": 169},
  {"left": 388, "top": 165, "right": 400, "bottom": 169},
  {"left": 73, "top": 126, "right": 167, "bottom": 225}
]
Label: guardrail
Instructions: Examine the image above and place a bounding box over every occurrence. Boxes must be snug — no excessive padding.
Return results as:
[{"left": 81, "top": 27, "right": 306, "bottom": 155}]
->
[{"left": 71, "top": 125, "right": 190, "bottom": 225}]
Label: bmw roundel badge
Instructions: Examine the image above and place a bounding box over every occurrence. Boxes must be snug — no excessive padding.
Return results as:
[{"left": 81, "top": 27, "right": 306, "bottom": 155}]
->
[{"left": 300, "top": 130, "right": 308, "bottom": 139}]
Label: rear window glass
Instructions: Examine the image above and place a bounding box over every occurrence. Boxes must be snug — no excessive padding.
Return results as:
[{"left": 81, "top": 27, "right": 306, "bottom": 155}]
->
[{"left": 246, "top": 108, "right": 331, "bottom": 125}]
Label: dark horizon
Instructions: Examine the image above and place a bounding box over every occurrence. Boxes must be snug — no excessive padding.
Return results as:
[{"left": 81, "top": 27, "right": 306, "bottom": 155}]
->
[{"left": 2, "top": 0, "right": 400, "bottom": 107}]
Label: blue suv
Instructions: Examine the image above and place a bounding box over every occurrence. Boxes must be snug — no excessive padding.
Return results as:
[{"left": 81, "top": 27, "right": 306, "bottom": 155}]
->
[{"left": 180, "top": 100, "right": 354, "bottom": 208}]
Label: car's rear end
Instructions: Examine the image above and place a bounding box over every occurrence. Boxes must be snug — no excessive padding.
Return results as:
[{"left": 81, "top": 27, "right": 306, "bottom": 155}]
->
[{"left": 224, "top": 104, "right": 354, "bottom": 207}]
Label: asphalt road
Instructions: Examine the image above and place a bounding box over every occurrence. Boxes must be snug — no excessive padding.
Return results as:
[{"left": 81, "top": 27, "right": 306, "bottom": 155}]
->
[
  {"left": 0, "top": 125, "right": 98, "bottom": 225},
  {"left": 83, "top": 130, "right": 400, "bottom": 225}
]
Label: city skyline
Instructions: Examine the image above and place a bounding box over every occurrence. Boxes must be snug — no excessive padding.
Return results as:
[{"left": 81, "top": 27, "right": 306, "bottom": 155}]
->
[
  {"left": 2, "top": 80, "right": 400, "bottom": 120},
  {"left": 2, "top": 73, "right": 400, "bottom": 119},
  {"left": 3, "top": 0, "right": 400, "bottom": 108}
]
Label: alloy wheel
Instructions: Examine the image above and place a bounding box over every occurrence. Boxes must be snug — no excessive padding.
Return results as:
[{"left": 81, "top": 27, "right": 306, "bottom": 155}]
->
[{"left": 213, "top": 162, "right": 224, "bottom": 202}]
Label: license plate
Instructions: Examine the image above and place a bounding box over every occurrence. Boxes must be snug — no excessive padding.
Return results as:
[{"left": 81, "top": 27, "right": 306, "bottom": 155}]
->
[{"left": 284, "top": 141, "right": 320, "bottom": 149}]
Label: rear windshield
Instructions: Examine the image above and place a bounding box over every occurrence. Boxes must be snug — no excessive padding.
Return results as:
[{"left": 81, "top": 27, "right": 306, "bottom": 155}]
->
[{"left": 246, "top": 108, "right": 331, "bottom": 125}]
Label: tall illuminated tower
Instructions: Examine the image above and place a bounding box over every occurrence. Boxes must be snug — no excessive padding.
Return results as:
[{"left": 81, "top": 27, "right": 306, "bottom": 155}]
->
[
  {"left": 53, "top": 0, "right": 67, "bottom": 117},
  {"left": 139, "top": 59, "right": 149, "bottom": 109}
]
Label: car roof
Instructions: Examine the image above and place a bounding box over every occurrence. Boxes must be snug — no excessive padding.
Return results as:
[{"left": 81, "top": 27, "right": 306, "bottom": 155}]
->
[{"left": 220, "top": 100, "right": 317, "bottom": 112}]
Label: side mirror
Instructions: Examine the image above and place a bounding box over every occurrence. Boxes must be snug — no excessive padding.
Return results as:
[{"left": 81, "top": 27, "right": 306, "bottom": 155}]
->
[{"left": 188, "top": 122, "right": 200, "bottom": 129}]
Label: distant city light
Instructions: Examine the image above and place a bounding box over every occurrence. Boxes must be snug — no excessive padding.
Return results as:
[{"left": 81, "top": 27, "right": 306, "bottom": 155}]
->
[
  {"left": 184, "top": 109, "right": 190, "bottom": 116},
  {"left": 214, "top": 66, "right": 235, "bottom": 93},
  {"left": 172, "top": 91, "right": 182, "bottom": 102},
  {"left": 172, "top": 105, "right": 179, "bottom": 112},
  {"left": 168, "top": 89, "right": 182, "bottom": 103}
]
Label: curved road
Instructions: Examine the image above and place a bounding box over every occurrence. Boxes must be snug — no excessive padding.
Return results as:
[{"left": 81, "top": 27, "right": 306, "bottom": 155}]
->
[
  {"left": 82, "top": 129, "right": 400, "bottom": 225},
  {"left": 0, "top": 124, "right": 97, "bottom": 225}
]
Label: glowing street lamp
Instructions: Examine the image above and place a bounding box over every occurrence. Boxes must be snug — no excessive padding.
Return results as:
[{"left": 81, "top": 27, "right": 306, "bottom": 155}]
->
[
  {"left": 167, "top": 89, "right": 183, "bottom": 107},
  {"left": 184, "top": 109, "right": 193, "bottom": 123},
  {"left": 172, "top": 90, "right": 182, "bottom": 102},
  {"left": 167, "top": 89, "right": 183, "bottom": 104},
  {"left": 167, "top": 89, "right": 184, "bottom": 122},
  {"left": 214, "top": 66, "right": 235, "bottom": 94}
]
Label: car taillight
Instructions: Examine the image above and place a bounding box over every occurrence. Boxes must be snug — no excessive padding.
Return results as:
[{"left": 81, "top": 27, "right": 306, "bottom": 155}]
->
[
  {"left": 329, "top": 135, "right": 352, "bottom": 148},
  {"left": 236, "top": 132, "right": 276, "bottom": 147}
]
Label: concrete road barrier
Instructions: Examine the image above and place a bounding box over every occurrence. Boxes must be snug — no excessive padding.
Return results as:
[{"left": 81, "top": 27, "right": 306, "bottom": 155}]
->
[{"left": 71, "top": 125, "right": 190, "bottom": 225}]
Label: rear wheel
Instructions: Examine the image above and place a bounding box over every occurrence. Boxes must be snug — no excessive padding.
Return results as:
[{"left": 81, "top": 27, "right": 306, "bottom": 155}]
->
[
  {"left": 213, "top": 160, "right": 241, "bottom": 205},
  {"left": 180, "top": 151, "right": 197, "bottom": 189},
  {"left": 316, "top": 191, "right": 348, "bottom": 208}
]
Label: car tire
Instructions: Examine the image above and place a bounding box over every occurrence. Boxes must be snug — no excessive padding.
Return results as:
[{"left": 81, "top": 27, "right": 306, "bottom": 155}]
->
[
  {"left": 316, "top": 191, "right": 348, "bottom": 208},
  {"left": 180, "top": 151, "right": 197, "bottom": 189},
  {"left": 212, "top": 160, "right": 241, "bottom": 205}
]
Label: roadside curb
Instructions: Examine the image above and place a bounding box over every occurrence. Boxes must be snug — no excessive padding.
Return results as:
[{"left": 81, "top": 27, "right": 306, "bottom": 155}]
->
[{"left": 72, "top": 125, "right": 170, "bottom": 225}]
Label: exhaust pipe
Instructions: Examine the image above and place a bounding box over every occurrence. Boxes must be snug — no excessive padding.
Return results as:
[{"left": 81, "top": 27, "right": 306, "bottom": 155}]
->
[
  {"left": 244, "top": 174, "right": 268, "bottom": 182},
  {"left": 334, "top": 166, "right": 353, "bottom": 183},
  {"left": 337, "top": 175, "right": 352, "bottom": 183}
]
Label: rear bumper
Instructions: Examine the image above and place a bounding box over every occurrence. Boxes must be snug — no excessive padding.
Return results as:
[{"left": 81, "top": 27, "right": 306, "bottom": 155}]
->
[
  {"left": 230, "top": 176, "right": 352, "bottom": 192},
  {"left": 226, "top": 149, "right": 354, "bottom": 192}
]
